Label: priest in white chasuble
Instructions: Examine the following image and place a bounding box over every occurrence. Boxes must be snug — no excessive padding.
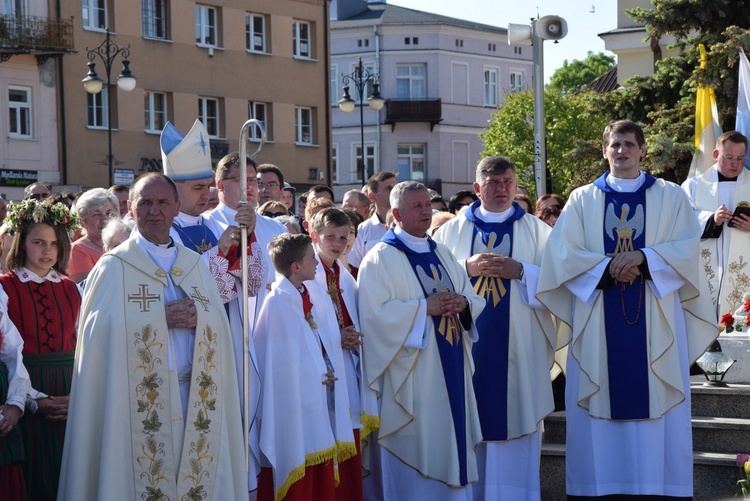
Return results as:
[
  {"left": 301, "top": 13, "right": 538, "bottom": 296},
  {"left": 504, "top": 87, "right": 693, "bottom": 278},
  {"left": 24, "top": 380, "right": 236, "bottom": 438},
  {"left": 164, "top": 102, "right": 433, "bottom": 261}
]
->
[
  {"left": 358, "top": 181, "right": 485, "bottom": 501},
  {"left": 682, "top": 131, "right": 750, "bottom": 318},
  {"left": 538, "top": 120, "right": 716, "bottom": 499},
  {"left": 59, "top": 173, "right": 247, "bottom": 500},
  {"left": 434, "top": 156, "right": 556, "bottom": 501}
]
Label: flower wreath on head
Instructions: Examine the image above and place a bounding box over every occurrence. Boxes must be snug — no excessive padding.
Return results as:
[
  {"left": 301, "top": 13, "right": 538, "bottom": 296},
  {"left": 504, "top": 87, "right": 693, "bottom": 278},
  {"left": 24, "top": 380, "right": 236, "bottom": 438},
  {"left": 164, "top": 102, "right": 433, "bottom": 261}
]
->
[{"left": 6, "top": 199, "right": 80, "bottom": 234}]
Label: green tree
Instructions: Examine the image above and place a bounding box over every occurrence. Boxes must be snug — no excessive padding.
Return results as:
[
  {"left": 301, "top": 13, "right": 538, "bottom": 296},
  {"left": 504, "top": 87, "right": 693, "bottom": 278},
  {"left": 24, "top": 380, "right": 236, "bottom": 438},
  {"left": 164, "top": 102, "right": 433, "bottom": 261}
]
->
[
  {"left": 548, "top": 51, "right": 616, "bottom": 94},
  {"left": 481, "top": 88, "right": 609, "bottom": 198},
  {"left": 596, "top": 0, "right": 750, "bottom": 182}
]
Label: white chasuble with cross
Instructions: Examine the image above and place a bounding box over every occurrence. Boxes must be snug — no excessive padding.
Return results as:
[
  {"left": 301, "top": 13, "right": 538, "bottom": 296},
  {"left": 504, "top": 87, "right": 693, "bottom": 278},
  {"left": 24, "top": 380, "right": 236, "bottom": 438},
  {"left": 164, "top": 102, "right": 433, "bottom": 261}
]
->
[{"left": 59, "top": 234, "right": 247, "bottom": 501}]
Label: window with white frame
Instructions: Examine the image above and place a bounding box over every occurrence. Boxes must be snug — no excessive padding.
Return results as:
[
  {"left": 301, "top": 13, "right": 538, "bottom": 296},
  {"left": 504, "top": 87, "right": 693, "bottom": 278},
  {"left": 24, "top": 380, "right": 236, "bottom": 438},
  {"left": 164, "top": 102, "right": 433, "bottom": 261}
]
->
[
  {"left": 86, "top": 87, "right": 108, "bottom": 128},
  {"left": 330, "top": 65, "right": 338, "bottom": 106},
  {"left": 396, "top": 64, "right": 426, "bottom": 99},
  {"left": 293, "top": 20, "right": 311, "bottom": 59},
  {"left": 354, "top": 61, "right": 376, "bottom": 104},
  {"left": 144, "top": 91, "right": 167, "bottom": 132},
  {"left": 9, "top": 86, "right": 32, "bottom": 138},
  {"left": 397, "top": 144, "right": 425, "bottom": 181},
  {"left": 198, "top": 96, "right": 220, "bottom": 137},
  {"left": 355, "top": 143, "right": 375, "bottom": 183},
  {"left": 331, "top": 143, "right": 338, "bottom": 183},
  {"left": 510, "top": 70, "right": 525, "bottom": 92},
  {"left": 4, "top": 0, "right": 27, "bottom": 16},
  {"left": 195, "top": 5, "right": 218, "bottom": 47},
  {"left": 142, "top": 0, "right": 168, "bottom": 39},
  {"left": 245, "top": 13, "right": 266, "bottom": 53},
  {"left": 248, "top": 101, "right": 268, "bottom": 141},
  {"left": 295, "top": 106, "right": 313, "bottom": 145},
  {"left": 484, "top": 68, "right": 498, "bottom": 107},
  {"left": 83, "top": 0, "right": 107, "bottom": 30}
]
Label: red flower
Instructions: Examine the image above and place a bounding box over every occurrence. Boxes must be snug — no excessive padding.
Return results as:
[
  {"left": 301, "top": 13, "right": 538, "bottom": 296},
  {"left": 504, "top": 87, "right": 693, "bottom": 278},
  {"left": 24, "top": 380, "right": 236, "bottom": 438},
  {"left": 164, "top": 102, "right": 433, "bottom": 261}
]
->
[
  {"left": 743, "top": 298, "right": 750, "bottom": 313},
  {"left": 721, "top": 313, "right": 735, "bottom": 328}
]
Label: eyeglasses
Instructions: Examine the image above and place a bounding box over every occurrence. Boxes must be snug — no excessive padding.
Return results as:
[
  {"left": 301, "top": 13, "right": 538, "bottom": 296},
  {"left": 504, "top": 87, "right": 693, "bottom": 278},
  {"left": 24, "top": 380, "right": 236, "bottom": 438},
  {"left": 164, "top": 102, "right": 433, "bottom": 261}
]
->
[
  {"left": 722, "top": 153, "right": 746, "bottom": 163},
  {"left": 27, "top": 193, "right": 50, "bottom": 200},
  {"left": 262, "top": 211, "right": 286, "bottom": 218},
  {"left": 223, "top": 177, "right": 258, "bottom": 186},
  {"left": 257, "top": 181, "right": 280, "bottom": 190}
]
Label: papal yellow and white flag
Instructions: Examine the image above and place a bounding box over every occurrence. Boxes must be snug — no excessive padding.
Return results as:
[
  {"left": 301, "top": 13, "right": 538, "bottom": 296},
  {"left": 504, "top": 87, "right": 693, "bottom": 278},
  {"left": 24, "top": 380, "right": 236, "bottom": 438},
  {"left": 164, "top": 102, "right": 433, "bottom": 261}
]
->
[
  {"left": 735, "top": 48, "right": 750, "bottom": 170},
  {"left": 688, "top": 44, "right": 722, "bottom": 178}
]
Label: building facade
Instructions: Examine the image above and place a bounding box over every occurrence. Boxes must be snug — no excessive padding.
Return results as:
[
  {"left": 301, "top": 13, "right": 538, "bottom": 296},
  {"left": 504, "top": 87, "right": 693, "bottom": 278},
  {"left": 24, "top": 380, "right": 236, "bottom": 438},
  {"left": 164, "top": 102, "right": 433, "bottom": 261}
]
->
[
  {"left": 57, "top": 0, "right": 330, "bottom": 191},
  {"left": 598, "top": 0, "right": 678, "bottom": 85},
  {"left": 331, "top": 0, "right": 532, "bottom": 199},
  {"left": 0, "top": 0, "right": 74, "bottom": 200}
]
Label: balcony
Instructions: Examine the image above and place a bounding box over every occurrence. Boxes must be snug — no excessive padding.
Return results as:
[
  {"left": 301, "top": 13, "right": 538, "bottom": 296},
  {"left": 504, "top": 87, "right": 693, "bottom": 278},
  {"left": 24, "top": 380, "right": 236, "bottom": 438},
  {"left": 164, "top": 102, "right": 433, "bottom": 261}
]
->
[
  {"left": 0, "top": 15, "right": 75, "bottom": 63},
  {"left": 385, "top": 98, "right": 442, "bottom": 131}
]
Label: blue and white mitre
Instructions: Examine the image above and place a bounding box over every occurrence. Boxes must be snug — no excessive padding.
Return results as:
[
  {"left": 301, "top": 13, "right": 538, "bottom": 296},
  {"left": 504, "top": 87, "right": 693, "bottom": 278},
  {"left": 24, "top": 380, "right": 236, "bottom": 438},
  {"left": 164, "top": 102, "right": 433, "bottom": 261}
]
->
[{"left": 160, "top": 119, "right": 213, "bottom": 181}]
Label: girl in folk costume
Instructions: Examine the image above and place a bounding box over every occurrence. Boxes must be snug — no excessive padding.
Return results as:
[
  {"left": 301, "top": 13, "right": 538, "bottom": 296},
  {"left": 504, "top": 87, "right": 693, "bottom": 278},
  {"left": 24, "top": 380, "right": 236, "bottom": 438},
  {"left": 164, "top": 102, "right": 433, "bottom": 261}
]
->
[{"left": 2, "top": 200, "right": 80, "bottom": 500}]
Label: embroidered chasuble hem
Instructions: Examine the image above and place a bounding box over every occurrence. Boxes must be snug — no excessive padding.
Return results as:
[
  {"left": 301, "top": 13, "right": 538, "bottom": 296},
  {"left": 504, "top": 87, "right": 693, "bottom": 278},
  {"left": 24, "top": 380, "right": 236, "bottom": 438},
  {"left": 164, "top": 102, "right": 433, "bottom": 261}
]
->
[
  {"left": 570, "top": 311, "right": 685, "bottom": 421},
  {"left": 274, "top": 442, "right": 353, "bottom": 501},
  {"left": 378, "top": 442, "right": 479, "bottom": 488}
]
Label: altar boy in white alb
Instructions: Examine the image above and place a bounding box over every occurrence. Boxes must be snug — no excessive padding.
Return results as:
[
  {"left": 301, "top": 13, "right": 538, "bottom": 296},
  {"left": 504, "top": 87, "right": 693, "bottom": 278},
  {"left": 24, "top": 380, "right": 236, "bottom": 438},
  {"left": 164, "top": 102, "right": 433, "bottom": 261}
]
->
[{"left": 538, "top": 120, "right": 716, "bottom": 498}]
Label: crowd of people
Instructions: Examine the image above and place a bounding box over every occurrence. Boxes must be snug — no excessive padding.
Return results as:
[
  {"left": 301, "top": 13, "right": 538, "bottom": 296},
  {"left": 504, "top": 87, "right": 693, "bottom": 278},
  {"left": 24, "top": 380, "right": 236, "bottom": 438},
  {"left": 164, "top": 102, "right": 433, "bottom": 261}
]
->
[{"left": 0, "top": 117, "right": 738, "bottom": 500}]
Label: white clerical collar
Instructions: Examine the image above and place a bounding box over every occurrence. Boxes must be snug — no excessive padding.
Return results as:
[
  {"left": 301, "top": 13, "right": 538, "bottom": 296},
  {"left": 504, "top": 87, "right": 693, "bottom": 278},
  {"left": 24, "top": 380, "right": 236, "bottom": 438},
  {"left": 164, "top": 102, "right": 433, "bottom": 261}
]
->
[
  {"left": 394, "top": 226, "right": 431, "bottom": 253},
  {"left": 15, "top": 267, "right": 62, "bottom": 284},
  {"left": 477, "top": 203, "right": 515, "bottom": 223},
  {"left": 133, "top": 229, "right": 177, "bottom": 258},
  {"left": 217, "top": 202, "right": 236, "bottom": 216},
  {"left": 176, "top": 211, "right": 201, "bottom": 225},
  {"left": 606, "top": 171, "right": 645, "bottom": 193}
]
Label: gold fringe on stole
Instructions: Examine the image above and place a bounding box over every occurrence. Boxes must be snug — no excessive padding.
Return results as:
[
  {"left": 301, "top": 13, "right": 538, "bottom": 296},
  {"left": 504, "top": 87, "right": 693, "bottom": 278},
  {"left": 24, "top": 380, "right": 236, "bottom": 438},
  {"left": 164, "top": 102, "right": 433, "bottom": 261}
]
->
[
  {"left": 359, "top": 413, "right": 380, "bottom": 440},
  {"left": 275, "top": 444, "right": 339, "bottom": 501},
  {"left": 336, "top": 440, "right": 357, "bottom": 463}
]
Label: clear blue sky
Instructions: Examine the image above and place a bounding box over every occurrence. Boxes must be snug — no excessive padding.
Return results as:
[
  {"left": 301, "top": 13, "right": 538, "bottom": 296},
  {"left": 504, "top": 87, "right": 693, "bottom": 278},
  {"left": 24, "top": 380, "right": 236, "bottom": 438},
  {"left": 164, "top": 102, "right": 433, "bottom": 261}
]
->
[{"left": 388, "top": 0, "right": 619, "bottom": 79}]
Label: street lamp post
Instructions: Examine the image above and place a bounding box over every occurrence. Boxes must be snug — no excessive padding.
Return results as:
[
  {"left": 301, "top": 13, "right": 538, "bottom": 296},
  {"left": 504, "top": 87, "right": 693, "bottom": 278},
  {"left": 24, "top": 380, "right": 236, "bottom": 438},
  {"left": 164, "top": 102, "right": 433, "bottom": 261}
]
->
[
  {"left": 339, "top": 57, "right": 384, "bottom": 182},
  {"left": 82, "top": 28, "right": 136, "bottom": 187}
]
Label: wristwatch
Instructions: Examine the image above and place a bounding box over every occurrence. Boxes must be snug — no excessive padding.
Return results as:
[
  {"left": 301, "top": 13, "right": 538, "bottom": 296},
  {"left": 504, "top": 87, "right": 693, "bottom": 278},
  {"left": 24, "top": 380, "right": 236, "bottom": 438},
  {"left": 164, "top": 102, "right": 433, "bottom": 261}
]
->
[{"left": 517, "top": 264, "right": 525, "bottom": 280}]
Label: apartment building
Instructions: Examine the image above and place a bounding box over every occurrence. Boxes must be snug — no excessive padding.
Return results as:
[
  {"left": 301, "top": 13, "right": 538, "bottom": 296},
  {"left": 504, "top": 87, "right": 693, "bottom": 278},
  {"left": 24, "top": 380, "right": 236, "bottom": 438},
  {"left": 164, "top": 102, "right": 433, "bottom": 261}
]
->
[
  {"left": 0, "top": 0, "right": 74, "bottom": 200},
  {"left": 331, "top": 0, "right": 532, "bottom": 198},
  {"left": 57, "top": 0, "right": 330, "bottom": 191}
]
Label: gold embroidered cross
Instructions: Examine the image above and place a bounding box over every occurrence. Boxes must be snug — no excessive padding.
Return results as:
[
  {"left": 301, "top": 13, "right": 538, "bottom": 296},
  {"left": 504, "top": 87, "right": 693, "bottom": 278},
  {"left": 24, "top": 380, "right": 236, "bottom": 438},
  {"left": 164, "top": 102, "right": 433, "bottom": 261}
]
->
[
  {"left": 128, "top": 284, "right": 161, "bottom": 312},
  {"left": 189, "top": 287, "right": 211, "bottom": 312}
]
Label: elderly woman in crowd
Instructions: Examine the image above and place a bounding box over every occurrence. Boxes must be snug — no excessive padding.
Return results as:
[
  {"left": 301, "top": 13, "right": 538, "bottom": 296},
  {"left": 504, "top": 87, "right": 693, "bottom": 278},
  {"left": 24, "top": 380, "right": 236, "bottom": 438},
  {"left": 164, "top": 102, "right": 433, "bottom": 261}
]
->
[
  {"left": 67, "top": 188, "right": 119, "bottom": 283},
  {"left": 102, "top": 216, "right": 135, "bottom": 253}
]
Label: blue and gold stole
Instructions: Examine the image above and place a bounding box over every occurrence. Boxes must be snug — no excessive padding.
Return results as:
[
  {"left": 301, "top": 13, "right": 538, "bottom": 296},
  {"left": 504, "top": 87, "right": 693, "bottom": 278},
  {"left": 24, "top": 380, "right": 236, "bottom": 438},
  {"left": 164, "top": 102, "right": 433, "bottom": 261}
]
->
[
  {"left": 381, "top": 228, "right": 469, "bottom": 486},
  {"left": 466, "top": 200, "right": 524, "bottom": 440},
  {"left": 594, "top": 172, "right": 656, "bottom": 420},
  {"left": 172, "top": 216, "right": 218, "bottom": 254}
]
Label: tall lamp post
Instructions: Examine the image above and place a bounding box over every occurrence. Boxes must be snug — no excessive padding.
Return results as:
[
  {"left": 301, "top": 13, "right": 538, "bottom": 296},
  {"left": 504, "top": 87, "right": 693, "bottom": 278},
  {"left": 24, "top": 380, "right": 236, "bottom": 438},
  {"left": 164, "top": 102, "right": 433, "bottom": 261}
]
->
[
  {"left": 339, "top": 57, "right": 384, "bottom": 182},
  {"left": 82, "top": 28, "right": 136, "bottom": 187}
]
